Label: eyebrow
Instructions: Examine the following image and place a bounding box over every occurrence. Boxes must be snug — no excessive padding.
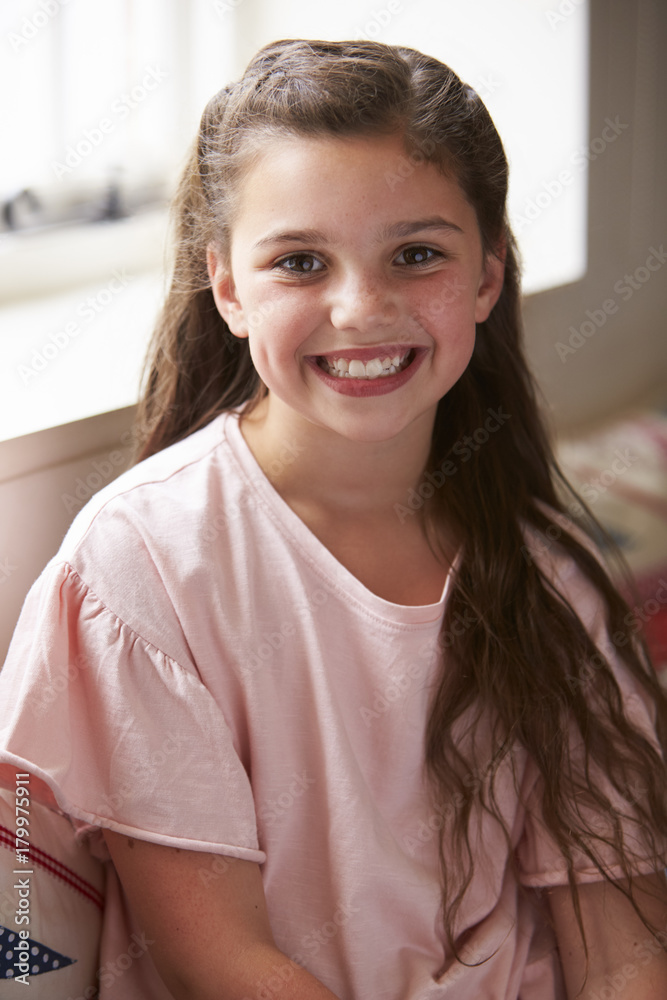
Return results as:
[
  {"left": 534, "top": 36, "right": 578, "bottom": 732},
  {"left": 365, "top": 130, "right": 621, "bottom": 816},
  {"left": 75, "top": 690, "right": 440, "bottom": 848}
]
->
[
  {"left": 251, "top": 216, "right": 464, "bottom": 251},
  {"left": 252, "top": 228, "right": 331, "bottom": 251},
  {"left": 378, "top": 217, "right": 464, "bottom": 240}
]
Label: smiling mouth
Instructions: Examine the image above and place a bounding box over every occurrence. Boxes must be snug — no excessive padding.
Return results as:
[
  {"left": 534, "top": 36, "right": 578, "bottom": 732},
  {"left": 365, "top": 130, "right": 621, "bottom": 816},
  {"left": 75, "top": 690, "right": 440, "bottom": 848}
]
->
[{"left": 317, "top": 349, "right": 415, "bottom": 380}]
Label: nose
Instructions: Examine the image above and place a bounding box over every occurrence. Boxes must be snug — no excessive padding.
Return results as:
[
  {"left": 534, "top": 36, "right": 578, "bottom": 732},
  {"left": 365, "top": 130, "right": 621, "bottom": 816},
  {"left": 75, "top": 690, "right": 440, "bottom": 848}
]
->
[{"left": 328, "top": 270, "right": 399, "bottom": 333}]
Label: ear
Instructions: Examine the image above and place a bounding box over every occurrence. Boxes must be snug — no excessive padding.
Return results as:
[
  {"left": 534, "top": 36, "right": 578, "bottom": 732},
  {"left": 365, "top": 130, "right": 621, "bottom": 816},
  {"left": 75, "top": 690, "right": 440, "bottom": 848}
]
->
[
  {"left": 474, "top": 243, "right": 506, "bottom": 324},
  {"left": 207, "top": 245, "right": 248, "bottom": 339}
]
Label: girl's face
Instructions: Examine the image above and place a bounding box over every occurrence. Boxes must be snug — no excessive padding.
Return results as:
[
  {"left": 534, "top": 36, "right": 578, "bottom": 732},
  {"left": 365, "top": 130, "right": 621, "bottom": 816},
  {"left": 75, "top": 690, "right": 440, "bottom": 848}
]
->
[{"left": 208, "top": 132, "right": 504, "bottom": 447}]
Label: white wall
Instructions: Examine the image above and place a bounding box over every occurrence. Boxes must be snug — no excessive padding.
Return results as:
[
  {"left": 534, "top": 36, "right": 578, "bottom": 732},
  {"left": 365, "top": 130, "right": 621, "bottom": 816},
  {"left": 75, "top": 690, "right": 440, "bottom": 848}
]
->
[
  {"left": 523, "top": 0, "right": 667, "bottom": 433},
  {"left": 0, "top": 407, "right": 135, "bottom": 664}
]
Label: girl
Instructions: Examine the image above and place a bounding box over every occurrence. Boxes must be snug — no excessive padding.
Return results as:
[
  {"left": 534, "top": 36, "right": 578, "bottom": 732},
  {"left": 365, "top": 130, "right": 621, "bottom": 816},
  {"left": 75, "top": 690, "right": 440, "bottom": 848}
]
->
[{"left": 1, "top": 38, "right": 667, "bottom": 1000}]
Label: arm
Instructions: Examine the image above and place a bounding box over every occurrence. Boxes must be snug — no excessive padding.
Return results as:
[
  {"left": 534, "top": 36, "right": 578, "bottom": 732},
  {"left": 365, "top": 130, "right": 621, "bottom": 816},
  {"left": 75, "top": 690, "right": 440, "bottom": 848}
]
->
[
  {"left": 103, "top": 830, "right": 340, "bottom": 1000},
  {"left": 548, "top": 872, "right": 667, "bottom": 999}
]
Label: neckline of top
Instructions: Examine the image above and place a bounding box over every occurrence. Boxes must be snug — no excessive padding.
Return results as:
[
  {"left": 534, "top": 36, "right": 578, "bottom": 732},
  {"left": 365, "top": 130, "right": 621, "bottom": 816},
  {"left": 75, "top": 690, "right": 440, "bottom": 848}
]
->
[{"left": 221, "top": 410, "right": 460, "bottom": 627}]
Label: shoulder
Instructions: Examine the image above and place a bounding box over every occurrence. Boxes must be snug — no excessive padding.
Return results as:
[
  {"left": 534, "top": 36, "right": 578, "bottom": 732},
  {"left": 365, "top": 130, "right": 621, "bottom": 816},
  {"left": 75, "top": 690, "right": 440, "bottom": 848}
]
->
[
  {"left": 519, "top": 501, "right": 609, "bottom": 620},
  {"left": 60, "top": 410, "right": 251, "bottom": 558},
  {"left": 52, "top": 411, "right": 249, "bottom": 637},
  {"left": 519, "top": 501, "right": 655, "bottom": 709},
  {"left": 62, "top": 412, "right": 230, "bottom": 550}
]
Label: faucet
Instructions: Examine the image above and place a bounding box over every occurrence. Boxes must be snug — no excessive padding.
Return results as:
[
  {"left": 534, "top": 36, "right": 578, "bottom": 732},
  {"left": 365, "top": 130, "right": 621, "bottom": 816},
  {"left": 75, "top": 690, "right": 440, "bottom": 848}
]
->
[{"left": 2, "top": 188, "right": 41, "bottom": 230}]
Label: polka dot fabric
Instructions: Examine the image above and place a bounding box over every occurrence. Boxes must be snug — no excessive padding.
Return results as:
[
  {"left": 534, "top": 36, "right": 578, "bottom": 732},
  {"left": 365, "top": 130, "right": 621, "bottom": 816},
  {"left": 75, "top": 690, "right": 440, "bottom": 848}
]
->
[{"left": 0, "top": 924, "right": 75, "bottom": 979}]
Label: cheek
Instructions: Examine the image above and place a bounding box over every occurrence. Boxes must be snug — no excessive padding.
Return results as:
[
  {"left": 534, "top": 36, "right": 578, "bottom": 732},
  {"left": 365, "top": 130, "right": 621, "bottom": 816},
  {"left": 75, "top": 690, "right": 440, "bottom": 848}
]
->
[
  {"left": 406, "top": 269, "right": 478, "bottom": 333},
  {"left": 245, "top": 284, "right": 314, "bottom": 339},
  {"left": 244, "top": 303, "right": 306, "bottom": 378},
  {"left": 409, "top": 299, "right": 477, "bottom": 350}
]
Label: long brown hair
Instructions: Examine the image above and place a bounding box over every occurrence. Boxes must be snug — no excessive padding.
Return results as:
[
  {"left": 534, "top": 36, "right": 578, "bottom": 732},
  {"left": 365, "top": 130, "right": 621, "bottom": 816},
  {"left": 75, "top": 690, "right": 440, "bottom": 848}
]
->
[{"left": 134, "top": 38, "right": 667, "bottom": 962}]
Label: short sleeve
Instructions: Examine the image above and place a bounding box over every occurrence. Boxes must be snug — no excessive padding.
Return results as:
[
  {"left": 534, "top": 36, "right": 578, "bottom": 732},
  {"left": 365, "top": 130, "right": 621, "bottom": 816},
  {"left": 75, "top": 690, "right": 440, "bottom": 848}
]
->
[
  {"left": 516, "top": 526, "right": 667, "bottom": 887},
  {"left": 0, "top": 560, "right": 265, "bottom": 864}
]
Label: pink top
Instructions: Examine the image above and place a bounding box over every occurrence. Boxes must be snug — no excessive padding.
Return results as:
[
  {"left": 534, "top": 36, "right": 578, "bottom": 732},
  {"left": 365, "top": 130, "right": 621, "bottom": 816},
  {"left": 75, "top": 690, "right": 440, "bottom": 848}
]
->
[{"left": 0, "top": 410, "right": 663, "bottom": 999}]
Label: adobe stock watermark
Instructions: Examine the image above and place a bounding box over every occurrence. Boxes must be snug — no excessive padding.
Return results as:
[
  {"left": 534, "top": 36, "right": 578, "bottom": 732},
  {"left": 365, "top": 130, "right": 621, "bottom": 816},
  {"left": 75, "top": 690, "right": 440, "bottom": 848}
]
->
[
  {"left": 582, "top": 577, "right": 667, "bottom": 668},
  {"left": 525, "top": 574, "right": 667, "bottom": 696},
  {"left": 359, "top": 610, "right": 480, "bottom": 728},
  {"left": 466, "top": 73, "right": 502, "bottom": 104},
  {"left": 61, "top": 429, "right": 134, "bottom": 515},
  {"left": 394, "top": 406, "right": 511, "bottom": 523},
  {"left": 213, "top": 0, "right": 243, "bottom": 15},
  {"left": 359, "top": 657, "right": 430, "bottom": 728},
  {"left": 519, "top": 507, "right": 581, "bottom": 567},
  {"left": 17, "top": 269, "right": 134, "bottom": 385},
  {"left": 513, "top": 116, "right": 629, "bottom": 234},
  {"left": 385, "top": 135, "right": 437, "bottom": 192},
  {"left": 200, "top": 500, "right": 243, "bottom": 545},
  {"left": 239, "top": 585, "right": 330, "bottom": 679},
  {"left": 564, "top": 579, "right": 667, "bottom": 696},
  {"left": 35, "top": 651, "right": 90, "bottom": 710},
  {"left": 384, "top": 76, "right": 500, "bottom": 193},
  {"left": 256, "top": 771, "right": 316, "bottom": 828},
  {"left": 388, "top": 278, "right": 472, "bottom": 357},
  {"left": 235, "top": 899, "right": 360, "bottom": 1000},
  {"left": 555, "top": 245, "right": 666, "bottom": 362},
  {"left": 0, "top": 556, "right": 18, "bottom": 585},
  {"left": 261, "top": 438, "right": 304, "bottom": 482},
  {"left": 519, "top": 452, "right": 641, "bottom": 566},
  {"left": 545, "top": 0, "right": 586, "bottom": 30},
  {"left": 51, "top": 67, "right": 168, "bottom": 179},
  {"left": 8, "top": 0, "right": 74, "bottom": 53},
  {"left": 67, "top": 932, "right": 155, "bottom": 1000},
  {"left": 0, "top": 887, "right": 18, "bottom": 928},
  {"left": 95, "top": 732, "right": 183, "bottom": 816},
  {"left": 619, "top": 578, "right": 667, "bottom": 643},
  {"left": 197, "top": 852, "right": 237, "bottom": 888},
  {"left": 355, "top": 0, "right": 403, "bottom": 41},
  {"left": 585, "top": 925, "right": 667, "bottom": 1000},
  {"left": 402, "top": 750, "right": 521, "bottom": 856},
  {"left": 575, "top": 447, "right": 637, "bottom": 506},
  {"left": 405, "top": 273, "right": 472, "bottom": 328},
  {"left": 292, "top": 898, "right": 360, "bottom": 965}
]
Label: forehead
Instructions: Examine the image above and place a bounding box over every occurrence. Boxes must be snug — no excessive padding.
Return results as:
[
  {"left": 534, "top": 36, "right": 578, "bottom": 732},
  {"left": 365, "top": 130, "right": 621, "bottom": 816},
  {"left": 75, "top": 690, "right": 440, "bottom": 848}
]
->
[{"left": 230, "top": 132, "right": 479, "bottom": 242}]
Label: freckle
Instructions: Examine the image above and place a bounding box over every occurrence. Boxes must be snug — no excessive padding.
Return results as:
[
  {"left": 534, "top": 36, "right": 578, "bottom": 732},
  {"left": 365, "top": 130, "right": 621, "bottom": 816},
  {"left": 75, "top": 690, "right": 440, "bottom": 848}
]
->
[{"left": 127, "top": 838, "right": 134, "bottom": 849}]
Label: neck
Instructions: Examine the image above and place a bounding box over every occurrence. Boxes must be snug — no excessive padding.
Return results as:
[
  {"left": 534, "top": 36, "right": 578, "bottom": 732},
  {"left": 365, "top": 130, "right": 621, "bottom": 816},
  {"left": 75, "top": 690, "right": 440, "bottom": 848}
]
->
[{"left": 239, "top": 393, "right": 437, "bottom": 519}]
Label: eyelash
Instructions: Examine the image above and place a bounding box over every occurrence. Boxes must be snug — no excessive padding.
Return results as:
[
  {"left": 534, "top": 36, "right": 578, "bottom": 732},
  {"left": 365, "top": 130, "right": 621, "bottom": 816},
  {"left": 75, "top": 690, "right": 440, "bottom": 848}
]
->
[
  {"left": 271, "top": 245, "right": 447, "bottom": 275},
  {"left": 273, "top": 254, "right": 325, "bottom": 275},
  {"left": 394, "top": 246, "right": 445, "bottom": 267}
]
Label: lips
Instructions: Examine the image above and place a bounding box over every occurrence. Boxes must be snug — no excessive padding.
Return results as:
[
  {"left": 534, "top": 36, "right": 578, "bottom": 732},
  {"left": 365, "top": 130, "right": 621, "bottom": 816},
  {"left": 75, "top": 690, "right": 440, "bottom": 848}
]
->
[{"left": 305, "top": 346, "right": 425, "bottom": 397}]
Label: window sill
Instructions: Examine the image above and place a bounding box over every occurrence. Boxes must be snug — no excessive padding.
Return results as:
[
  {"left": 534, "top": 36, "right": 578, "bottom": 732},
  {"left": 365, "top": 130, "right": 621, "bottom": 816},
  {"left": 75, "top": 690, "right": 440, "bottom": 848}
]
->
[
  {"left": 0, "top": 268, "right": 164, "bottom": 444},
  {"left": 0, "top": 208, "right": 169, "bottom": 305}
]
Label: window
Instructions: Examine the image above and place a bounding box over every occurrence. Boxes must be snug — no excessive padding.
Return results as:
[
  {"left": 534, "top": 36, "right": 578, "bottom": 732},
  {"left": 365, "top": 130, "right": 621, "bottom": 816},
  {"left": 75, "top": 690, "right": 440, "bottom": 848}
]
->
[
  {"left": 1, "top": 0, "right": 588, "bottom": 292},
  {"left": 0, "top": 0, "right": 236, "bottom": 225},
  {"left": 0, "top": 0, "right": 590, "bottom": 441}
]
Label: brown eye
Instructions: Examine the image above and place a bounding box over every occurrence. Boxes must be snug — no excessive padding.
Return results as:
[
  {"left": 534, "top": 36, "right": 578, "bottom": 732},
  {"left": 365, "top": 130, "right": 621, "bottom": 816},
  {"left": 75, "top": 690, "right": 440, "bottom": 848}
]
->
[
  {"left": 274, "top": 254, "right": 324, "bottom": 274},
  {"left": 395, "top": 246, "right": 442, "bottom": 267}
]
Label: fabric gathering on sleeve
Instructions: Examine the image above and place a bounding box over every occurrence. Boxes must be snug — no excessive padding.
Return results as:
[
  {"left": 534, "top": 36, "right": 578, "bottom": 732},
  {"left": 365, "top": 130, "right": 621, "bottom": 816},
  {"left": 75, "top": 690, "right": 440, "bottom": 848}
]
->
[{"left": 0, "top": 558, "right": 264, "bottom": 864}]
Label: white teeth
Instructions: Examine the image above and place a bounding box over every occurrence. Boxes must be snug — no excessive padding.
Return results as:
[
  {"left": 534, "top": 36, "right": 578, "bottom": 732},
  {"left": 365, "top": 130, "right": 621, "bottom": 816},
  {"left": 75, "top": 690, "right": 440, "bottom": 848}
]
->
[
  {"left": 318, "top": 350, "right": 412, "bottom": 380},
  {"left": 365, "top": 359, "right": 384, "bottom": 378}
]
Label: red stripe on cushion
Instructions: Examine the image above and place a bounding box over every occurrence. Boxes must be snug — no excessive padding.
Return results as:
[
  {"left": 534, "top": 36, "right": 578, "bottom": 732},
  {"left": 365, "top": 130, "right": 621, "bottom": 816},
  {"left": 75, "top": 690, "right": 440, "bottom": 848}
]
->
[{"left": 0, "top": 823, "right": 104, "bottom": 910}]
